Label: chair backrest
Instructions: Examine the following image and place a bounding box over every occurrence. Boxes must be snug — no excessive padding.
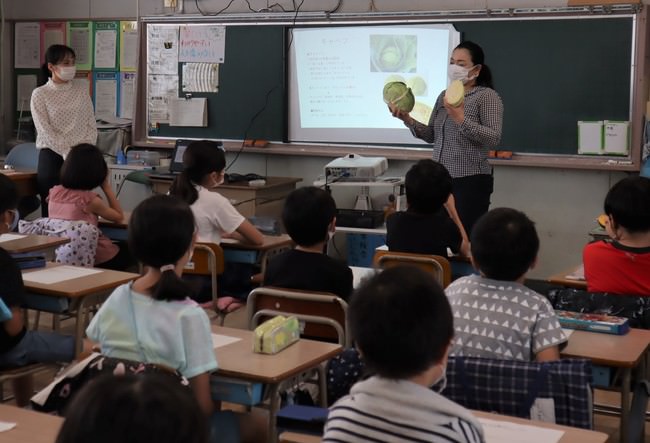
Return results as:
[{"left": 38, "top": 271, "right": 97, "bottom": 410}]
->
[
  {"left": 444, "top": 356, "right": 593, "bottom": 430},
  {"left": 5, "top": 143, "right": 38, "bottom": 170},
  {"left": 247, "top": 287, "right": 350, "bottom": 347},
  {"left": 546, "top": 288, "right": 650, "bottom": 329},
  {"left": 183, "top": 242, "right": 225, "bottom": 303},
  {"left": 373, "top": 250, "right": 452, "bottom": 288},
  {"left": 18, "top": 218, "right": 99, "bottom": 267}
]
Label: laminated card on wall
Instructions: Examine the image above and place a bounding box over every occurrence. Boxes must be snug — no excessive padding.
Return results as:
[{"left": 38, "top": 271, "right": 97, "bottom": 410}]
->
[
  {"left": 169, "top": 97, "right": 208, "bottom": 127},
  {"left": 603, "top": 120, "right": 630, "bottom": 156},
  {"left": 67, "top": 22, "right": 93, "bottom": 71},
  {"left": 577, "top": 121, "right": 603, "bottom": 155}
]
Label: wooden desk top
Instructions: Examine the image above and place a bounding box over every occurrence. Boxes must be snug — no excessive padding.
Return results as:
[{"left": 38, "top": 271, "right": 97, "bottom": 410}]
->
[
  {"left": 548, "top": 265, "right": 588, "bottom": 290},
  {"left": 562, "top": 328, "right": 650, "bottom": 368},
  {"left": 98, "top": 212, "right": 129, "bottom": 229},
  {"left": 212, "top": 326, "right": 341, "bottom": 384},
  {"left": 148, "top": 175, "right": 301, "bottom": 190},
  {"left": 278, "top": 410, "right": 609, "bottom": 443},
  {"left": 0, "top": 169, "right": 37, "bottom": 180},
  {"left": 473, "top": 410, "right": 608, "bottom": 443},
  {"left": 221, "top": 234, "right": 293, "bottom": 252},
  {"left": 0, "top": 234, "right": 69, "bottom": 254},
  {"left": 22, "top": 263, "right": 139, "bottom": 298},
  {"left": 0, "top": 404, "right": 63, "bottom": 443}
]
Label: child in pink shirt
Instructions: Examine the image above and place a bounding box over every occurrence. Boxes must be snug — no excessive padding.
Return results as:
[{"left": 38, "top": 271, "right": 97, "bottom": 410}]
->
[{"left": 48, "top": 143, "right": 130, "bottom": 269}]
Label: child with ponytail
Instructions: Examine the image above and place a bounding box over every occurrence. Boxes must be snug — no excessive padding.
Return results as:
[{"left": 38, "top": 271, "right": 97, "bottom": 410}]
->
[{"left": 86, "top": 195, "right": 265, "bottom": 443}]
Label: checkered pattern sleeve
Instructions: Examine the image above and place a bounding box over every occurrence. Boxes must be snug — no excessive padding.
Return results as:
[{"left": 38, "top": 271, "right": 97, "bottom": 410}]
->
[
  {"left": 532, "top": 300, "right": 568, "bottom": 354},
  {"left": 458, "top": 88, "right": 503, "bottom": 147}
]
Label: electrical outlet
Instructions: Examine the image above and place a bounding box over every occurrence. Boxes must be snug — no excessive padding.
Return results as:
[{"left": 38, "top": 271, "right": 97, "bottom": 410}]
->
[{"left": 111, "top": 169, "right": 130, "bottom": 195}]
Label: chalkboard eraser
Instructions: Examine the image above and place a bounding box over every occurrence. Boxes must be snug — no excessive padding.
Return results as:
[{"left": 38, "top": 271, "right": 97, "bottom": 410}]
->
[
  {"left": 243, "top": 139, "right": 269, "bottom": 148},
  {"left": 496, "top": 151, "right": 513, "bottom": 159}
]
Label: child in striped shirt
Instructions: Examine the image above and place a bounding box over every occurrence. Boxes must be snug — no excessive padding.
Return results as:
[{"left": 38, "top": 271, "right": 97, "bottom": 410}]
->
[{"left": 323, "top": 266, "right": 484, "bottom": 443}]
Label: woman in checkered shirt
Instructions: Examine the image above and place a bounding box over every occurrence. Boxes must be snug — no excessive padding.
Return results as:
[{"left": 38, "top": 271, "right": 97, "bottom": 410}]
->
[{"left": 390, "top": 41, "right": 503, "bottom": 234}]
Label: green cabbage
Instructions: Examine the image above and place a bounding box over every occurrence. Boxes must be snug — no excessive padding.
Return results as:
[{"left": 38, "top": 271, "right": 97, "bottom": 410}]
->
[{"left": 383, "top": 81, "right": 415, "bottom": 113}]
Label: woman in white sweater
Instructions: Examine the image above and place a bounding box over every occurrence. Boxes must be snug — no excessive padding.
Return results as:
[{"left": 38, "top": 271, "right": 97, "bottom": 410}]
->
[
  {"left": 31, "top": 44, "right": 97, "bottom": 216},
  {"left": 323, "top": 266, "right": 485, "bottom": 443}
]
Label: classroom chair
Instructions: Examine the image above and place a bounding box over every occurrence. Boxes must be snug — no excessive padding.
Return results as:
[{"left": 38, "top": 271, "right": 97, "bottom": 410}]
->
[
  {"left": 182, "top": 242, "right": 227, "bottom": 324},
  {"left": 4, "top": 142, "right": 40, "bottom": 217},
  {"left": 444, "top": 356, "right": 593, "bottom": 429},
  {"left": 247, "top": 287, "right": 350, "bottom": 407},
  {"left": 247, "top": 287, "right": 350, "bottom": 347},
  {"left": 372, "top": 250, "right": 452, "bottom": 288},
  {"left": 628, "top": 380, "right": 650, "bottom": 443},
  {"left": 0, "top": 362, "right": 55, "bottom": 403}
]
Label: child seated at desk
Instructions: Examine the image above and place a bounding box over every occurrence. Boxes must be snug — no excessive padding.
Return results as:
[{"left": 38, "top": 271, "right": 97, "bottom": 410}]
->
[
  {"left": 323, "top": 266, "right": 484, "bottom": 442},
  {"left": 86, "top": 195, "right": 265, "bottom": 443},
  {"left": 0, "top": 174, "right": 76, "bottom": 406},
  {"left": 263, "top": 187, "right": 353, "bottom": 301},
  {"left": 169, "top": 140, "right": 263, "bottom": 310},
  {"left": 47, "top": 143, "right": 131, "bottom": 270},
  {"left": 583, "top": 176, "right": 650, "bottom": 295},
  {"left": 386, "top": 159, "right": 469, "bottom": 257},
  {"left": 446, "top": 208, "right": 567, "bottom": 362}
]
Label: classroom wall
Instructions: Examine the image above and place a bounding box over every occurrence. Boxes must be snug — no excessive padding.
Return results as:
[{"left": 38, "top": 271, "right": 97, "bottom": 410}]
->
[{"left": 3, "top": 0, "right": 638, "bottom": 278}]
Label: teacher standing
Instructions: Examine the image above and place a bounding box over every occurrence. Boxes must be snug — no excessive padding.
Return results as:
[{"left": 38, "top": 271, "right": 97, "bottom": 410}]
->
[
  {"left": 31, "top": 44, "right": 97, "bottom": 217},
  {"left": 391, "top": 41, "right": 503, "bottom": 234}
]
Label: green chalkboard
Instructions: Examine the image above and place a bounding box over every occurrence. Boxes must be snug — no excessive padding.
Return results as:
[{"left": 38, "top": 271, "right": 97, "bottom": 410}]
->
[
  {"left": 455, "top": 18, "right": 633, "bottom": 154},
  {"left": 144, "top": 17, "right": 633, "bottom": 155},
  {"left": 151, "top": 25, "right": 285, "bottom": 141}
]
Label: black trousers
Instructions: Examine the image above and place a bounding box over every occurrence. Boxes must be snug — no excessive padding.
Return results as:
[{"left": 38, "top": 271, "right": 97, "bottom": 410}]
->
[
  {"left": 452, "top": 174, "right": 494, "bottom": 236},
  {"left": 37, "top": 148, "right": 63, "bottom": 217}
]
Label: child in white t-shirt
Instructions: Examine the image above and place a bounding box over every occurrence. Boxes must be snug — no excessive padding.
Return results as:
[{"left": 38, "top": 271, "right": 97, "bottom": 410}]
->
[{"left": 169, "top": 140, "right": 263, "bottom": 311}]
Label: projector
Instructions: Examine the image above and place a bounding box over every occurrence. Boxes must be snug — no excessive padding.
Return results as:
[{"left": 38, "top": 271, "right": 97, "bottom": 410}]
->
[{"left": 325, "top": 154, "right": 388, "bottom": 181}]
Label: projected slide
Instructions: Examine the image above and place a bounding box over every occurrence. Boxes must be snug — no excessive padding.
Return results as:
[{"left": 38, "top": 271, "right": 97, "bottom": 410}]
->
[{"left": 288, "top": 24, "right": 459, "bottom": 146}]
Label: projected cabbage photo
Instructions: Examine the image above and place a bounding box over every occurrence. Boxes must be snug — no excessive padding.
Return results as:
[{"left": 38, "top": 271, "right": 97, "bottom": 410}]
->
[{"left": 370, "top": 35, "right": 417, "bottom": 73}]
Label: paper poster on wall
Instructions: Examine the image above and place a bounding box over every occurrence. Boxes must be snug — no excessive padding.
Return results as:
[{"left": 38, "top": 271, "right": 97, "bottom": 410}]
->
[
  {"left": 15, "top": 22, "right": 40, "bottom": 68},
  {"left": 40, "top": 22, "right": 66, "bottom": 63},
  {"left": 93, "top": 22, "right": 119, "bottom": 70},
  {"left": 75, "top": 71, "right": 93, "bottom": 97},
  {"left": 148, "top": 25, "right": 179, "bottom": 75},
  {"left": 120, "top": 21, "right": 138, "bottom": 72},
  {"left": 182, "top": 63, "right": 219, "bottom": 93},
  {"left": 94, "top": 72, "right": 119, "bottom": 118},
  {"left": 179, "top": 25, "right": 226, "bottom": 63},
  {"left": 119, "top": 72, "right": 136, "bottom": 119},
  {"left": 169, "top": 97, "right": 208, "bottom": 127},
  {"left": 147, "top": 74, "right": 179, "bottom": 126},
  {"left": 16, "top": 75, "right": 37, "bottom": 112},
  {"left": 67, "top": 22, "right": 93, "bottom": 71}
]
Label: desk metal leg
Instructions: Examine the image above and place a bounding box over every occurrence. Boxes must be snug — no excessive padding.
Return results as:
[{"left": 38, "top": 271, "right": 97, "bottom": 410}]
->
[
  {"left": 267, "top": 383, "right": 280, "bottom": 443},
  {"left": 621, "top": 367, "right": 631, "bottom": 443}
]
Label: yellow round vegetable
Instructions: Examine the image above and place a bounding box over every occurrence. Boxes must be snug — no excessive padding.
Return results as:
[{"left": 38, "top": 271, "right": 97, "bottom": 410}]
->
[{"left": 445, "top": 80, "right": 465, "bottom": 107}]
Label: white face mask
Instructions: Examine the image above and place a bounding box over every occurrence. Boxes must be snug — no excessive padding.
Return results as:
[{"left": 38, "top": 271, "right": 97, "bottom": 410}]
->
[
  {"left": 431, "top": 365, "right": 447, "bottom": 393},
  {"left": 448, "top": 64, "right": 477, "bottom": 84},
  {"left": 57, "top": 66, "right": 77, "bottom": 82}
]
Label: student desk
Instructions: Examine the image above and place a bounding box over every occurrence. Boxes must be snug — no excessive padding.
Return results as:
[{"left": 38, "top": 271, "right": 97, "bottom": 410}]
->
[
  {"left": 148, "top": 176, "right": 301, "bottom": 218},
  {"left": 0, "top": 233, "right": 69, "bottom": 257},
  {"left": 0, "top": 404, "right": 63, "bottom": 443},
  {"left": 547, "top": 265, "right": 587, "bottom": 290},
  {"left": 561, "top": 328, "right": 650, "bottom": 443},
  {"left": 22, "top": 263, "right": 139, "bottom": 354},
  {"left": 278, "top": 410, "right": 609, "bottom": 443},
  {"left": 212, "top": 326, "right": 342, "bottom": 443},
  {"left": 0, "top": 169, "right": 37, "bottom": 199}
]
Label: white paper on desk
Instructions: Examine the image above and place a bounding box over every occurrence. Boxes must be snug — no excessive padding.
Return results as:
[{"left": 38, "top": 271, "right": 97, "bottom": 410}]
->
[
  {"left": 22, "top": 266, "right": 103, "bottom": 284},
  {"left": 212, "top": 333, "right": 242, "bottom": 349},
  {"left": 0, "top": 421, "right": 16, "bottom": 432},
  {"left": 478, "top": 417, "right": 563, "bottom": 443},
  {"left": 0, "top": 233, "right": 26, "bottom": 242},
  {"left": 565, "top": 264, "right": 585, "bottom": 281},
  {"left": 169, "top": 97, "right": 208, "bottom": 127},
  {"left": 350, "top": 266, "right": 376, "bottom": 289}
]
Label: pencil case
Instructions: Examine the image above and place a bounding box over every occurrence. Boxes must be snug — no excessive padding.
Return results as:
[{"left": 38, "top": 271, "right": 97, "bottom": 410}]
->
[
  {"left": 253, "top": 315, "right": 300, "bottom": 354},
  {"left": 555, "top": 310, "right": 629, "bottom": 335}
]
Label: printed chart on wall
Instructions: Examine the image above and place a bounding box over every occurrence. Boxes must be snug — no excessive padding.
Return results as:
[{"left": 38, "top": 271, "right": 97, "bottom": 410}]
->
[{"left": 147, "top": 24, "right": 225, "bottom": 133}]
